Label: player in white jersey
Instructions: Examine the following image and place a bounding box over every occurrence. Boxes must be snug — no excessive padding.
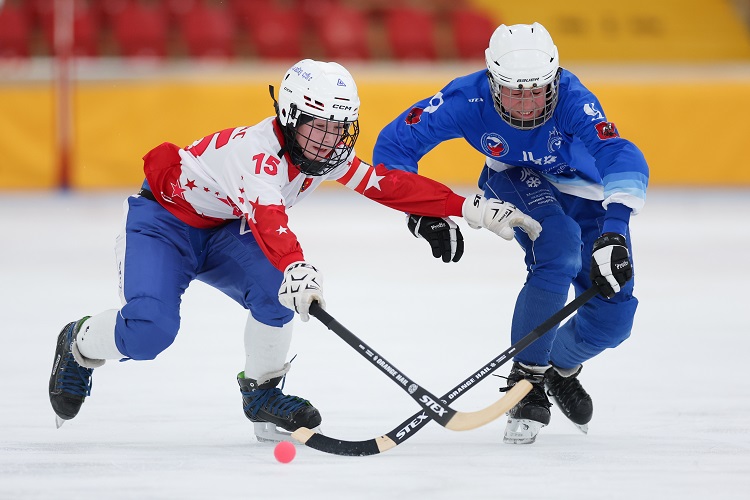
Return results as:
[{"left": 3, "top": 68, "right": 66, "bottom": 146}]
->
[
  {"left": 48, "top": 59, "right": 542, "bottom": 442},
  {"left": 374, "top": 24, "right": 649, "bottom": 444}
]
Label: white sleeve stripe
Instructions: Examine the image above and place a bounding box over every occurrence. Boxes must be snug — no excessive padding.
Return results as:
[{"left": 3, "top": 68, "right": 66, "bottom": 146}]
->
[{"left": 343, "top": 162, "right": 371, "bottom": 190}]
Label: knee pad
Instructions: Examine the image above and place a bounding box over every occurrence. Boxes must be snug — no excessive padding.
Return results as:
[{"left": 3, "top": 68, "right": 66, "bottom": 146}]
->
[
  {"left": 527, "top": 214, "right": 582, "bottom": 293},
  {"left": 580, "top": 295, "right": 639, "bottom": 348},
  {"left": 566, "top": 295, "right": 639, "bottom": 352},
  {"left": 116, "top": 297, "right": 180, "bottom": 360},
  {"left": 248, "top": 301, "right": 294, "bottom": 328}
]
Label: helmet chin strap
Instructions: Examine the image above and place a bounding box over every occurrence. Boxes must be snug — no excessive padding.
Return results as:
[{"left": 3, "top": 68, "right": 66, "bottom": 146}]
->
[
  {"left": 271, "top": 85, "right": 305, "bottom": 161},
  {"left": 269, "top": 85, "right": 289, "bottom": 158},
  {"left": 269, "top": 84, "right": 279, "bottom": 115}
]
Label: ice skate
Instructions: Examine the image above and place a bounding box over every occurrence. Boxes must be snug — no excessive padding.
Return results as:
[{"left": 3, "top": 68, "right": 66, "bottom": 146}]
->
[
  {"left": 501, "top": 362, "right": 552, "bottom": 444},
  {"left": 49, "top": 317, "right": 98, "bottom": 428},
  {"left": 545, "top": 364, "right": 593, "bottom": 434},
  {"left": 237, "top": 371, "right": 321, "bottom": 443}
]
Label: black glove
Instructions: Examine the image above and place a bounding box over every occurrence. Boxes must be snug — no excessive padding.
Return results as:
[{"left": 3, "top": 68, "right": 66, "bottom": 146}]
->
[
  {"left": 407, "top": 215, "right": 464, "bottom": 263},
  {"left": 590, "top": 233, "right": 633, "bottom": 299}
]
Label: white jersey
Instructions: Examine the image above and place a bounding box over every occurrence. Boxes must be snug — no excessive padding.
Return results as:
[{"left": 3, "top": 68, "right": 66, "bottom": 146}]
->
[{"left": 143, "top": 116, "right": 465, "bottom": 271}]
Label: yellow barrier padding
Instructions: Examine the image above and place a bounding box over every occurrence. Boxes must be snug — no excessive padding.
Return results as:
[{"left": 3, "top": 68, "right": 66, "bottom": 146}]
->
[
  {"left": 0, "top": 85, "right": 56, "bottom": 188},
  {"left": 1, "top": 71, "right": 750, "bottom": 189},
  {"left": 470, "top": 0, "right": 750, "bottom": 61}
]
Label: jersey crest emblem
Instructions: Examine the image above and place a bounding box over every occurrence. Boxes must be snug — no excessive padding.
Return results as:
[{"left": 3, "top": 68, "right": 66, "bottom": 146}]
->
[
  {"left": 594, "top": 122, "right": 619, "bottom": 140},
  {"left": 480, "top": 133, "right": 509, "bottom": 157},
  {"left": 548, "top": 127, "right": 563, "bottom": 152}
]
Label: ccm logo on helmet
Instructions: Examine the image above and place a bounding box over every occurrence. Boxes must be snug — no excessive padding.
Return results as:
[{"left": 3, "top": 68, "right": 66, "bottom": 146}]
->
[{"left": 332, "top": 104, "right": 353, "bottom": 110}]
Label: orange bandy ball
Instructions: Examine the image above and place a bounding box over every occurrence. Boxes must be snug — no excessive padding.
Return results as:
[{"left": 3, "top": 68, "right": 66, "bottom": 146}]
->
[{"left": 274, "top": 441, "right": 296, "bottom": 463}]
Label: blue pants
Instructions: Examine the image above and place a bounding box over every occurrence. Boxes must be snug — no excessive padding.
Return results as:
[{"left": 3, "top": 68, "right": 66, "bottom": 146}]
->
[
  {"left": 481, "top": 167, "right": 638, "bottom": 368},
  {"left": 114, "top": 193, "right": 292, "bottom": 360}
]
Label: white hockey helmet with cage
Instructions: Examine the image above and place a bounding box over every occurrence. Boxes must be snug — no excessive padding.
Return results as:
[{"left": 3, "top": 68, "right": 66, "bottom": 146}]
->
[
  {"left": 485, "top": 22, "right": 561, "bottom": 130},
  {"left": 276, "top": 59, "right": 360, "bottom": 175}
]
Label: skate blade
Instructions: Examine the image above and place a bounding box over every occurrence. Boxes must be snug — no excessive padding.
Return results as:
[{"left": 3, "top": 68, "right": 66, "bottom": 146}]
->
[
  {"left": 55, "top": 416, "right": 66, "bottom": 429},
  {"left": 573, "top": 422, "right": 588, "bottom": 434},
  {"left": 503, "top": 418, "right": 545, "bottom": 445},
  {"left": 254, "top": 422, "right": 322, "bottom": 443}
]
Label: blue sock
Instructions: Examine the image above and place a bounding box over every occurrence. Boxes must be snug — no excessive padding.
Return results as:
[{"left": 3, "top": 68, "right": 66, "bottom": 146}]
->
[{"left": 511, "top": 284, "right": 568, "bottom": 366}]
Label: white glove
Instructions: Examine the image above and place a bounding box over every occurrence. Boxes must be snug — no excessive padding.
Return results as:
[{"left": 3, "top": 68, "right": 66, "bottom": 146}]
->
[
  {"left": 278, "top": 262, "right": 325, "bottom": 322},
  {"left": 462, "top": 194, "right": 542, "bottom": 241}
]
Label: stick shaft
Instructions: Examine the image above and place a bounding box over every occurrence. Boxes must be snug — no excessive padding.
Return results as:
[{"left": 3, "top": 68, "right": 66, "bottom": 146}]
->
[{"left": 310, "top": 303, "right": 460, "bottom": 427}]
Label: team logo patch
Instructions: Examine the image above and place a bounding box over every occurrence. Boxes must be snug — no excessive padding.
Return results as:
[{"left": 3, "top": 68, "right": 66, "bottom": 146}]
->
[
  {"left": 548, "top": 127, "right": 563, "bottom": 152},
  {"left": 595, "top": 122, "right": 619, "bottom": 140},
  {"left": 405, "top": 107, "right": 424, "bottom": 125},
  {"left": 480, "top": 133, "right": 509, "bottom": 157},
  {"left": 519, "top": 167, "right": 542, "bottom": 188}
]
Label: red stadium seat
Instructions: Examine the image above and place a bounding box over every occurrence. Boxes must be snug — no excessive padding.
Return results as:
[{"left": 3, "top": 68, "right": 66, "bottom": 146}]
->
[
  {"left": 240, "top": 3, "right": 303, "bottom": 60},
  {"left": 162, "top": 0, "right": 199, "bottom": 24},
  {"left": 315, "top": 5, "right": 370, "bottom": 60},
  {"left": 384, "top": 7, "right": 437, "bottom": 60},
  {"left": 298, "top": 0, "right": 342, "bottom": 25},
  {"left": 178, "top": 1, "right": 236, "bottom": 59},
  {"left": 111, "top": 0, "right": 169, "bottom": 58},
  {"left": 36, "top": 0, "right": 102, "bottom": 57},
  {"left": 0, "top": 2, "right": 32, "bottom": 58},
  {"left": 229, "top": 0, "right": 274, "bottom": 21},
  {"left": 93, "top": 0, "right": 130, "bottom": 27},
  {"left": 450, "top": 8, "right": 497, "bottom": 59}
]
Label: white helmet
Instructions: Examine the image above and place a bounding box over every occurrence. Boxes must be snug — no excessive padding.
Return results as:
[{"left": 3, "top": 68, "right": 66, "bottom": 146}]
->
[
  {"left": 276, "top": 59, "right": 360, "bottom": 175},
  {"left": 485, "top": 23, "right": 561, "bottom": 129}
]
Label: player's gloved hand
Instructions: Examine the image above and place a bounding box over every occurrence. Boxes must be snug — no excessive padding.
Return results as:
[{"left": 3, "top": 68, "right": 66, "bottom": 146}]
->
[
  {"left": 590, "top": 233, "right": 632, "bottom": 299},
  {"left": 462, "top": 194, "right": 542, "bottom": 241},
  {"left": 407, "top": 215, "right": 464, "bottom": 263},
  {"left": 278, "top": 261, "right": 325, "bottom": 322}
]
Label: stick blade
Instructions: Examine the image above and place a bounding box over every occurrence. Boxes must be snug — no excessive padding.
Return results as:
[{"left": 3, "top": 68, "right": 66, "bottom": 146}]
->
[
  {"left": 292, "top": 427, "right": 393, "bottom": 456},
  {"left": 444, "top": 379, "right": 533, "bottom": 431}
]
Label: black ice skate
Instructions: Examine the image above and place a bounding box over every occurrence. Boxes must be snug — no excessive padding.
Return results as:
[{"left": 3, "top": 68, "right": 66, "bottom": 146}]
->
[
  {"left": 237, "top": 371, "right": 322, "bottom": 443},
  {"left": 501, "top": 362, "right": 552, "bottom": 444},
  {"left": 49, "top": 317, "right": 95, "bottom": 428},
  {"left": 545, "top": 364, "right": 593, "bottom": 434}
]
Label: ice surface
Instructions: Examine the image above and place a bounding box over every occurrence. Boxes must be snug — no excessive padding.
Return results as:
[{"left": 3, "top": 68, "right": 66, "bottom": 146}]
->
[{"left": 1, "top": 187, "right": 749, "bottom": 499}]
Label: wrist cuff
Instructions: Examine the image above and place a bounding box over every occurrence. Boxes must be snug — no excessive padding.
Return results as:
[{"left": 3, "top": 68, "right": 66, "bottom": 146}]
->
[{"left": 603, "top": 203, "right": 631, "bottom": 235}]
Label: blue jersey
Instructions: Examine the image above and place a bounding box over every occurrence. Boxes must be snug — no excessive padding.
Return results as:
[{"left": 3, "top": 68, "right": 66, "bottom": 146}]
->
[{"left": 373, "top": 69, "right": 649, "bottom": 216}]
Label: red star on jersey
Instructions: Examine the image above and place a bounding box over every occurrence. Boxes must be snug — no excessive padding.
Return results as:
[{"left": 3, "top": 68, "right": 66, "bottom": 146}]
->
[
  {"left": 218, "top": 196, "right": 243, "bottom": 217},
  {"left": 248, "top": 197, "right": 262, "bottom": 224},
  {"left": 364, "top": 170, "right": 384, "bottom": 192},
  {"left": 171, "top": 181, "right": 186, "bottom": 200},
  {"left": 185, "top": 179, "right": 197, "bottom": 190}
]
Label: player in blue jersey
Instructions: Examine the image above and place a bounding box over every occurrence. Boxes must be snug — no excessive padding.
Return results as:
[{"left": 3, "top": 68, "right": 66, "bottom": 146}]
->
[{"left": 374, "top": 22, "right": 648, "bottom": 444}]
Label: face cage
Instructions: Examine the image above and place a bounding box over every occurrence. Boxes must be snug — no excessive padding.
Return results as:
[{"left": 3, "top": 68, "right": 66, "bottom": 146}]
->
[
  {"left": 284, "top": 104, "right": 359, "bottom": 177},
  {"left": 283, "top": 113, "right": 360, "bottom": 176},
  {"left": 487, "top": 68, "right": 561, "bottom": 130}
]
